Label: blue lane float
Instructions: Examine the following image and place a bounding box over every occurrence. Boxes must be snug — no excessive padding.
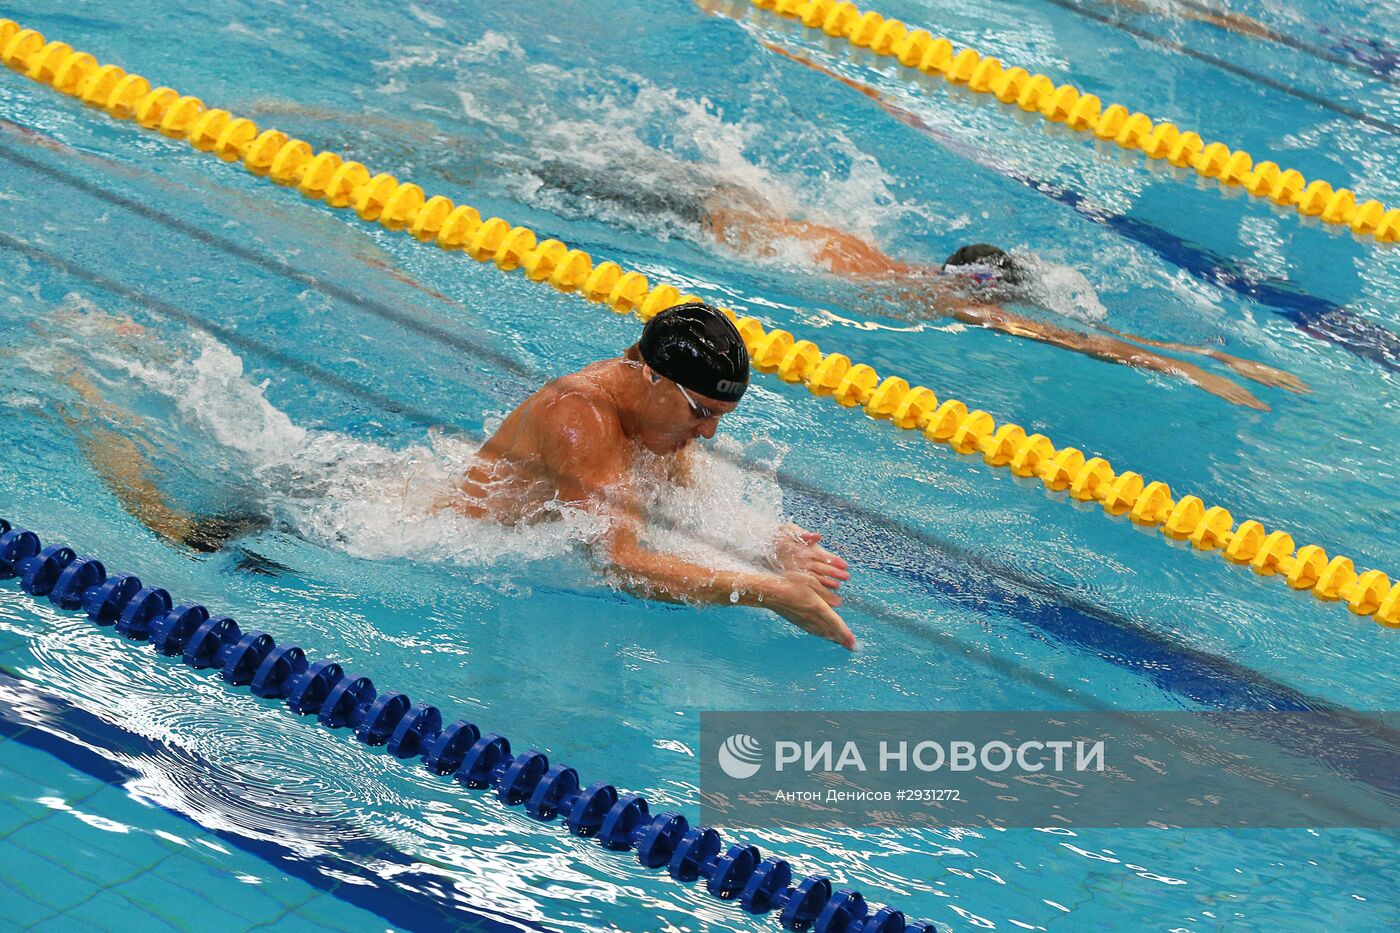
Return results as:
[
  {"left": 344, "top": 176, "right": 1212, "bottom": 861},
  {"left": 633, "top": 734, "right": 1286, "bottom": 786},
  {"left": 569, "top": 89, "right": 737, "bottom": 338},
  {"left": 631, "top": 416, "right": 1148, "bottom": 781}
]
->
[{"left": 0, "top": 518, "right": 937, "bottom": 933}]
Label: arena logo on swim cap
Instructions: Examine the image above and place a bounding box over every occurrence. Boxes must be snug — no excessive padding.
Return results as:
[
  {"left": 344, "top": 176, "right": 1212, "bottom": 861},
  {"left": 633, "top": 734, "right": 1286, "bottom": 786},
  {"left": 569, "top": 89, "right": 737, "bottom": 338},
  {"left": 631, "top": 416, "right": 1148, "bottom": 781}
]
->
[{"left": 715, "top": 378, "right": 747, "bottom": 396}]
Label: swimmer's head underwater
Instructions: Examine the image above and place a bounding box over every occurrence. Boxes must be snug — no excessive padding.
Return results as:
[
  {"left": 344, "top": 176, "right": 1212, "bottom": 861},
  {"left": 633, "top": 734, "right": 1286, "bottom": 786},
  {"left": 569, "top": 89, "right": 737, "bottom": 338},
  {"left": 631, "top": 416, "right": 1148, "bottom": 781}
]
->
[{"left": 942, "top": 242, "right": 1024, "bottom": 288}]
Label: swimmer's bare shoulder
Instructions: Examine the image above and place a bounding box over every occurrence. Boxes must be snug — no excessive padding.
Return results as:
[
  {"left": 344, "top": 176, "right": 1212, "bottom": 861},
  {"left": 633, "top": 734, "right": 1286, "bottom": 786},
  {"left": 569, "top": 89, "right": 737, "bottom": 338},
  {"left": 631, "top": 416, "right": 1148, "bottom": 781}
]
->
[
  {"left": 525, "top": 370, "right": 634, "bottom": 504},
  {"left": 447, "top": 362, "right": 632, "bottom": 517}
]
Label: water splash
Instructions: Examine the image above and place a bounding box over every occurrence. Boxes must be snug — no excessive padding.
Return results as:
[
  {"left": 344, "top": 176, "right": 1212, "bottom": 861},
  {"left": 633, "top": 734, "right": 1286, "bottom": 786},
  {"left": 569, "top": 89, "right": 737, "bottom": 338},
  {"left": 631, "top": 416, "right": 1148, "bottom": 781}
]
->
[
  {"left": 1016, "top": 251, "right": 1110, "bottom": 324},
  {"left": 364, "top": 35, "right": 917, "bottom": 267},
  {"left": 22, "top": 301, "right": 792, "bottom": 578}
]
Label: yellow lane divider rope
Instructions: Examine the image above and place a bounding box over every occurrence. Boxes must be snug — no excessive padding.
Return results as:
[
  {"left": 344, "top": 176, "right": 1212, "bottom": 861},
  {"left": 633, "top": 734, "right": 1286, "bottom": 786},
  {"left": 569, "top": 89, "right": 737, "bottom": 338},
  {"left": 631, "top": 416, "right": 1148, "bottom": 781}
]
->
[
  {"left": 3, "top": 18, "right": 1396, "bottom": 626},
  {"left": 743, "top": 0, "right": 1400, "bottom": 243}
]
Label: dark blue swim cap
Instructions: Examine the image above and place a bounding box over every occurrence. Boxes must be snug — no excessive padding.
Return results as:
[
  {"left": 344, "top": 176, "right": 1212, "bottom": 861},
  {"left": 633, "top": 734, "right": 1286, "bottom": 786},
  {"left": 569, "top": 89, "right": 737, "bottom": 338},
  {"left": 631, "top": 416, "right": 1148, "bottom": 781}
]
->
[{"left": 638, "top": 302, "right": 749, "bottom": 403}]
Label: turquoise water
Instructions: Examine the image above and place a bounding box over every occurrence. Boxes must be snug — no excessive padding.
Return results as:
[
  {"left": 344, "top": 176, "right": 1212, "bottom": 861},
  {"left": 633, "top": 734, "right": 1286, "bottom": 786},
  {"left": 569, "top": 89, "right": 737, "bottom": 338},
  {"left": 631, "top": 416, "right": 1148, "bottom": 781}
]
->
[{"left": 0, "top": 0, "right": 1397, "bottom": 929}]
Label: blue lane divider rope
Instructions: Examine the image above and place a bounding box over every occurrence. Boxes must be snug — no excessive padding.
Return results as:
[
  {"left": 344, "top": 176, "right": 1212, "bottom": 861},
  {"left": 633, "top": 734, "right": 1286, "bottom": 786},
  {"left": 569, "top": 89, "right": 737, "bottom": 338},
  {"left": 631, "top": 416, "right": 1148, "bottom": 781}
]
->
[{"left": 0, "top": 518, "right": 937, "bottom": 933}]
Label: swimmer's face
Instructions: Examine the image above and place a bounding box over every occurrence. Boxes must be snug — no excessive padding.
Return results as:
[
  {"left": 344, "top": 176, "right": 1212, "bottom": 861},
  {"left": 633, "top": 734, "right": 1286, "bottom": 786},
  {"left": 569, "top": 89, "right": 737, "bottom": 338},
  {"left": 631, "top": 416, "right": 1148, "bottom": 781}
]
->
[{"left": 640, "top": 372, "right": 739, "bottom": 454}]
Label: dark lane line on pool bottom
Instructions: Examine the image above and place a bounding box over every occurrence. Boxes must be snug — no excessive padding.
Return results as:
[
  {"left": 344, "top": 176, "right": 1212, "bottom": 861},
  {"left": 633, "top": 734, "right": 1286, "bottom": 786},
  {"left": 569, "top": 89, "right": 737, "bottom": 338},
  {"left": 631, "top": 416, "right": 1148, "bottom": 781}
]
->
[
  {"left": 0, "top": 669, "right": 551, "bottom": 933},
  {"left": 0, "top": 231, "right": 466, "bottom": 433},
  {"left": 0, "top": 132, "right": 1356, "bottom": 714},
  {"left": 0, "top": 128, "right": 540, "bottom": 391},
  {"left": 779, "top": 478, "right": 1341, "bottom": 713},
  {"left": 1166, "top": 0, "right": 1400, "bottom": 85}
]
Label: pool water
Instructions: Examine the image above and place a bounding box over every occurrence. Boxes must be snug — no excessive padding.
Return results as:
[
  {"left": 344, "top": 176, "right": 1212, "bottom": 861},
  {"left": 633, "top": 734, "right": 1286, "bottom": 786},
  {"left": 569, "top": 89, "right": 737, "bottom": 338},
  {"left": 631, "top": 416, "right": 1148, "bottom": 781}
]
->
[{"left": 0, "top": 0, "right": 1397, "bottom": 930}]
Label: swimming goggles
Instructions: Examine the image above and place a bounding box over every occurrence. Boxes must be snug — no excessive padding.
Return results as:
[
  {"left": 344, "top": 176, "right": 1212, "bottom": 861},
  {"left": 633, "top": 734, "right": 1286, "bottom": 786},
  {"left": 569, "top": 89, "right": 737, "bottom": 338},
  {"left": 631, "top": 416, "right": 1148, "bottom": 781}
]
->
[{"left": 675, "top": 381, "right": 718, "bottom": 420}]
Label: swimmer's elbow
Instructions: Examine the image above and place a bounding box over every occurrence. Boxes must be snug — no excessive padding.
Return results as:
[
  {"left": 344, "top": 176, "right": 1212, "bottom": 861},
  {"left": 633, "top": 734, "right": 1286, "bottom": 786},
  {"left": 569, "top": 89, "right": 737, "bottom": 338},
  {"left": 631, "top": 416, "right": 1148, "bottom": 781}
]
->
[
  {"left": 592, "top": 536, "right": 678, "bottom": 604},
  {"left": 597, "top": 531, "right": 648, "bottom": 577}
]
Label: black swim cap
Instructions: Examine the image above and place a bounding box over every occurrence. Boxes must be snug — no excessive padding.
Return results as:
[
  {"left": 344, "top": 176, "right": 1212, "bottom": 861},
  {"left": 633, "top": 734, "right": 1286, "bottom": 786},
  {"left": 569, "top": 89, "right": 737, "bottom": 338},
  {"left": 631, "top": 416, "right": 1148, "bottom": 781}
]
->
[
  {"left": 943, "top": 243, "right": 1023, "bottom": 285},
  {"left": 638, "top": 302, "right": 750, "bottom": 403}
]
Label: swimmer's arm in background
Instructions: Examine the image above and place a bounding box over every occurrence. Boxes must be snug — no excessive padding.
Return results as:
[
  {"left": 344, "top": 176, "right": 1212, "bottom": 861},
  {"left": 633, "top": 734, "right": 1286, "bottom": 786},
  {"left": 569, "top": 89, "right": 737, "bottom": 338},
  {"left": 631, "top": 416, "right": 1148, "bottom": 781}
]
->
[
  {"left": 540, "top": 398, "right": 857, "bottom": 649},
  {"left": 947, "top": 303, "right": 1272, "bottom": 410},
  {"left": 1093, "top": 324, "right": 1310, "bottom": 393},
  {"left": 59, "top": 372, "right": 256, "bottom": 552},
  {"left": 1112, "top": 0, "right": 1281, "bottom": 41}
]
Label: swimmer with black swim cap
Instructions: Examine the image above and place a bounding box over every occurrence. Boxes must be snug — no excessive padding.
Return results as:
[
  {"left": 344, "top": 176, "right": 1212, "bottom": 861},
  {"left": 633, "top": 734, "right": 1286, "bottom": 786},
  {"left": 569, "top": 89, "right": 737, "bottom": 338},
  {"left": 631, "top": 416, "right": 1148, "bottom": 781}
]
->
[
  {"left": 686, "top": 40, "right": 1308, "bottom": 407},
  {"left": 615, "top": 301, "right": 749, "bottom": 455},
  {"left": 439, "top": 301, "right": 856, "bottom": 650},
  {"left": 941, "top": 243, "right": 1024, "bottom": 288},
  {"left": 636, "top": 299, "right": 750, "bottom": 405}
]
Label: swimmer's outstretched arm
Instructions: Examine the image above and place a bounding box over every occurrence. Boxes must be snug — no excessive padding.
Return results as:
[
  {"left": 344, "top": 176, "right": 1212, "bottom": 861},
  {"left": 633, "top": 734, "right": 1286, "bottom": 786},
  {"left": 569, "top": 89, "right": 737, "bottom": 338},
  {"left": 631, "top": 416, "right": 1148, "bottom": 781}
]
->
[
  {"left": 1092, "top": 324, "right": 1310, "bottom": 394},
  {"left": 949, "top": 303, "right": 1272, "bottom": 410},
  {"left": 1113, "top": 0, "right": 1281, "bottom": 41},
  {"left": 601, "top": 518, "right": 855, "bottom": 650}
]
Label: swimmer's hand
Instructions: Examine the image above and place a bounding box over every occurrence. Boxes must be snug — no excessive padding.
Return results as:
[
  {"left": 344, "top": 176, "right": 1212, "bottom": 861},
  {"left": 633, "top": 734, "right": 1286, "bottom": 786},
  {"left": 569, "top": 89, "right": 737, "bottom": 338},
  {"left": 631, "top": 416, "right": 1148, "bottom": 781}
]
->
[
  {"left": 763, "top": 571, "right": 857, "bottom": 651},
  {"left": 1208, "top": 353, "right": 1311, "bottom": 395},
  {"left": 774, "top": 524, "right": 850, "bottom": 591},
  {"left": 1187, "top": 368, "right": 1270, "bottom": 411}
]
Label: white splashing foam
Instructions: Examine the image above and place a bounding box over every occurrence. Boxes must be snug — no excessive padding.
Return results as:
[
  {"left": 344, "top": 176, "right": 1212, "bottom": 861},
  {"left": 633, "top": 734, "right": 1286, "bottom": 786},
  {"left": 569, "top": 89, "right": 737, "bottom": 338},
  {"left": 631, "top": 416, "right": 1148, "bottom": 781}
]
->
[
  {"left": 388, "top": 46, "right": 916, "bottom": 268},
  {"left": 406, "top": 4, "right": 448, "bottom": 31},
  {"left": 938, "top": 253, "right": 1109, "bottom": 326},
  {"left": 1015, "top": 252, "right": 1109, "bottom": 324},
  {"left": 630, "top": 438, "right": 788, "bottom": 574},
  {"left": 528, "top": 76, "right": 904, "bottom": 241}
]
